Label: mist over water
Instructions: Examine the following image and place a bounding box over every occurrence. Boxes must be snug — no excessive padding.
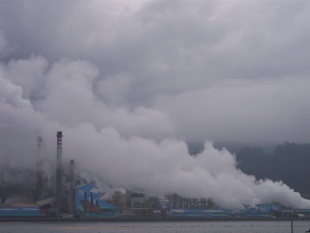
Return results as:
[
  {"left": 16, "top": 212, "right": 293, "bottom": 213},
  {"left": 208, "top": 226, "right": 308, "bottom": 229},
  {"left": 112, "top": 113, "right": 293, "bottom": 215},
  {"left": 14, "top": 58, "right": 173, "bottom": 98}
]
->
[{"left": 1, "top": 1, "right": 310, "bottom": 209}]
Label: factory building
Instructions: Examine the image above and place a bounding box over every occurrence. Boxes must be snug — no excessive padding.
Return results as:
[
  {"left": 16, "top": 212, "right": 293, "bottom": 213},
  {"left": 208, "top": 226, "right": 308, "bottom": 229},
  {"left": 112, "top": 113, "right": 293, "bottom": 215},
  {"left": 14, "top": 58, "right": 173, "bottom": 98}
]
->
[
  {"left": 74, "top": 183, "right": 119, "bottom": 217},
  {"left": 36, "top": 131, "right": 119, "bottom": 218},
  {"left": 126, "top": 190, "right": 145, "bottom": 208},
  {"left": 1, "top": 194, "right": 40, "bottom": 217},
  {"left": 3, "top": 131, "right": 310, "bottom": 219},
  {"left": 0, "top": 204, "right": 40, "bottom": 217},
  {"left": 167, "top": 194, "right": 217, "bottom": 209}
]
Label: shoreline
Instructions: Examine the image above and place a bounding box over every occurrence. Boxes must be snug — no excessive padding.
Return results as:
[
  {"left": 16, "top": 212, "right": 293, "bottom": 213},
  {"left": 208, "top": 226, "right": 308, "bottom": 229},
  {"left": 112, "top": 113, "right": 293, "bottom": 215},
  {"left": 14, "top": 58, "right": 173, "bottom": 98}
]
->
[{"left": 1, "top": 217, "right": 310, "bottom": 223}]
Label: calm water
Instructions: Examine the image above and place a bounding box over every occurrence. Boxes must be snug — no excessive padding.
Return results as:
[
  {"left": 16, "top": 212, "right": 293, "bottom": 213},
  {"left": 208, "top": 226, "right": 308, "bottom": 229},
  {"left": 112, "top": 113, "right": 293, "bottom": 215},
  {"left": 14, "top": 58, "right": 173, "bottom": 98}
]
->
[{"left": 1, "top": 221, "right": 310, "bottom": 233}]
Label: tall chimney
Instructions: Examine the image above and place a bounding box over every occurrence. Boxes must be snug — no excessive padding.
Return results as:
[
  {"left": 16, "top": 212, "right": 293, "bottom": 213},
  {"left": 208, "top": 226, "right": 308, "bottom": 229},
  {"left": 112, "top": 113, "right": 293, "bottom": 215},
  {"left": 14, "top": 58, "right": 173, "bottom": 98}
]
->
[
  {"left": 69, "top": 159, "right": 75, "bottom": 215},
  {"left": 56, "top": 131, "right": 63, "bottom": 211},
  {"left": 35, "top": 136, "right": 43, "bottom": 201}
]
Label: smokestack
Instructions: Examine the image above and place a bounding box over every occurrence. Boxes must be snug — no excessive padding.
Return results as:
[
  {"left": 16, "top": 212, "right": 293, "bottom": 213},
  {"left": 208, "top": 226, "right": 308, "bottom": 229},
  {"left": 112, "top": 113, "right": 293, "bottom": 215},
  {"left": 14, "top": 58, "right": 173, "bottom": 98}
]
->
[
  {"left": 35, "top": 136, "right": 43, "bottom": 201},
  {"left": 56, "top": 131, "right": 63, "bottom": 211},
  {"left": 69, "top": 159, "right": 75, "bottom": 215}
]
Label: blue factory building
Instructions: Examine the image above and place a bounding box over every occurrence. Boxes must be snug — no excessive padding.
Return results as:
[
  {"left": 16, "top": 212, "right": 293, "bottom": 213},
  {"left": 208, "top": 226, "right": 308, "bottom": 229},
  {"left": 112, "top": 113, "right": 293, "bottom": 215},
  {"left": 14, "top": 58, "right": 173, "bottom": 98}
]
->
[
  {"left": 168, "top": 203, "right": 288, "bottom": 218},
  {"left": 0, "top": 206, "right": 40, "bottom": 217},
  {"left": 74, "top": 184, "right": 119, "bottom": 217}
]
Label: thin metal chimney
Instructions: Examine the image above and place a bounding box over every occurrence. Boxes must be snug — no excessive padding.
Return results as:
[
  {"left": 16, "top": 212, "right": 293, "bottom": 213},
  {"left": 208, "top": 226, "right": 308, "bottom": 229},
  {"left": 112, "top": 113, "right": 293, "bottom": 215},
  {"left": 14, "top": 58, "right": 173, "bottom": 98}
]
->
[
  {"left": 56, "top": 131, "right": 63, "bottom": 211},
  {"left": 69, "top": 159, "right": 75, "bottom": 215}
]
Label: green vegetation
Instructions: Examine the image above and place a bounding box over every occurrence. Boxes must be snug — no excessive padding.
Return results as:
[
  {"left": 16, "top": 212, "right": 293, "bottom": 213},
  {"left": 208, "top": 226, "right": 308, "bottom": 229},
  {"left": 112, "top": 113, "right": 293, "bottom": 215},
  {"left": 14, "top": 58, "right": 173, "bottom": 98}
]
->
[{"left": 236, "top": 142, "right": 310, "bottom": 196}]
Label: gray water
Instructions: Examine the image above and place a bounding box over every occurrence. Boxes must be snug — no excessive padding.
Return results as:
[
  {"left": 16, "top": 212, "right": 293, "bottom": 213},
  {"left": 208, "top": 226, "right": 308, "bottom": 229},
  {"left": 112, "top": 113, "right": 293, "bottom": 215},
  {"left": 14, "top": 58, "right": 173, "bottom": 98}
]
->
[{"left": 1, "top": 221, "right": 310, "bottom": 233}]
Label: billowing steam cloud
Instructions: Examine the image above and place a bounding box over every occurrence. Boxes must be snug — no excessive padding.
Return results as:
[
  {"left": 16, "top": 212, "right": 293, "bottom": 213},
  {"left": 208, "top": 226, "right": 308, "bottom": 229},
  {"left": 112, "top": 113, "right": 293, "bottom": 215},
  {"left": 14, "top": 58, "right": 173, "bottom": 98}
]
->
[
  {"left": 1, "top": 55, "right": 310, "bottom": 209},
  {"left": 1, "top": 0, "right": 310, "bottom": 209}
]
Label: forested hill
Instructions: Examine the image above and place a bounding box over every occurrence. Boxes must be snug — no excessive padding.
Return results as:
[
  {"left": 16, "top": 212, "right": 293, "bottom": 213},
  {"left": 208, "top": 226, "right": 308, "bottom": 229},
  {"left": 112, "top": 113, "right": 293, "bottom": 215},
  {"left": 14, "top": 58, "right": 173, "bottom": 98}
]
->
[{"left": 236, "top": 142, "right": 310, "bottom": 197}]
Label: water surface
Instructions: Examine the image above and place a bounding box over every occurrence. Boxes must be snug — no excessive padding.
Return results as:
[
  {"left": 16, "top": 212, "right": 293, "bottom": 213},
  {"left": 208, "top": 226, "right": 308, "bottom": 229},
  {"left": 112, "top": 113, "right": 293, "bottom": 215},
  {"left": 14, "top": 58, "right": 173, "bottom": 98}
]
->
[{"left": 1, "top": 221, "right": 310, "bottom": 233}]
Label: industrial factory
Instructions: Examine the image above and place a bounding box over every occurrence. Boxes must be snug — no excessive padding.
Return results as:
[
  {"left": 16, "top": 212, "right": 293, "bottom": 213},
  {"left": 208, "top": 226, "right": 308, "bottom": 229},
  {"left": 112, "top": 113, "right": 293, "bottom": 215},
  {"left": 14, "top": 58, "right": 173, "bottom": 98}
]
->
[
  {"left": 0, "top": 131, "right": 121, "bottom": 218},
  {"left": 1, "top": 131, "right": 310, "bottom": 219}
]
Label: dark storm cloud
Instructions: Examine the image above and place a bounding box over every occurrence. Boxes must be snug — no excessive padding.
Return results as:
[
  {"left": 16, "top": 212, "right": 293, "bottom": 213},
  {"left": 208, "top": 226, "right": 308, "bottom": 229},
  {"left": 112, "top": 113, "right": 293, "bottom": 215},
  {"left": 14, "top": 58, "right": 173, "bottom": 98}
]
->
[{"left": 1, "top": 0, "right": 310, "bottom": 208}]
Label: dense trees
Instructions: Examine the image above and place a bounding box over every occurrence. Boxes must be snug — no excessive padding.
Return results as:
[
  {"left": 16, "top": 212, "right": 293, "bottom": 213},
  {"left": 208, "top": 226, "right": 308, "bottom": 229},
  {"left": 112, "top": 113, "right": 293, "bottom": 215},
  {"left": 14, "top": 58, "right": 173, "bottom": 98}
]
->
[{"left": 236, "top": 142, "right": 310, "bottom": 196}]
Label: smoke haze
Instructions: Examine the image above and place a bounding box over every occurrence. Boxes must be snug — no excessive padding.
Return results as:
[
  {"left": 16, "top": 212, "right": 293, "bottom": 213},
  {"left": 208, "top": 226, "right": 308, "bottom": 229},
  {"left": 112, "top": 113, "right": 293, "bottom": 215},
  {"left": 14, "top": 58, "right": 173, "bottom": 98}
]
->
[{"left": 1, "top": 0, "right": 310, "bottom": 208}]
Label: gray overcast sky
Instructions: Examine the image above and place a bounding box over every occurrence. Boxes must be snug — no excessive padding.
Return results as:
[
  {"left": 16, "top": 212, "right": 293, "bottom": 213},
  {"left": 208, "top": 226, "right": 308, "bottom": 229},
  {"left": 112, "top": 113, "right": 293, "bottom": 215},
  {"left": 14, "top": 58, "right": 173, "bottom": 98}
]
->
[
  {"left": 1, "top": 0, "right": 310, "bottom": 145},
  {"left": 1, "top": 0, "right": 310, "bottom": 208}
]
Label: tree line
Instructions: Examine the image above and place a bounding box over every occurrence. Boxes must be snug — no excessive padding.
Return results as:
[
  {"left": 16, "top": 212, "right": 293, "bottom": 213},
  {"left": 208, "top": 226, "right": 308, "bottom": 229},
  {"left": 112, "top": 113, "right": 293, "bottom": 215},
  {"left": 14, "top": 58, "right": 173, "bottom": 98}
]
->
[{"left": 236, "top": 142, "right": 310, "bottom": 197}]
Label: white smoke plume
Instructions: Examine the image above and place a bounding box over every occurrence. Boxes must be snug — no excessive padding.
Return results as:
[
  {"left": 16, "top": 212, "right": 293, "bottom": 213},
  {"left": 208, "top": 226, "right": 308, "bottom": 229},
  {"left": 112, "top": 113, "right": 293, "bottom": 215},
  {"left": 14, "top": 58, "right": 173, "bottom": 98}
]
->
[{"left": 1, "top": 55, "right": 310, "bottom": 209}]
